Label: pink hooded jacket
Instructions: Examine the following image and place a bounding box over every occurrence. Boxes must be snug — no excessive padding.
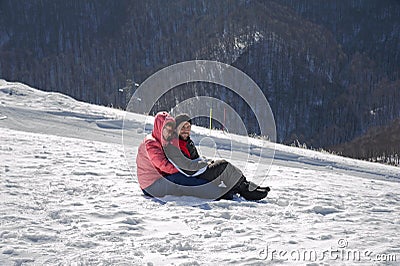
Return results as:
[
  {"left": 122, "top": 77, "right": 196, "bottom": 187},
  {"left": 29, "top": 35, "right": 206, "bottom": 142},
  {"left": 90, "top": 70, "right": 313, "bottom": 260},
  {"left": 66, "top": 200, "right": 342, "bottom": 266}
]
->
[{"left": 136, "top": 112, "right": 179, "bottom": 189}]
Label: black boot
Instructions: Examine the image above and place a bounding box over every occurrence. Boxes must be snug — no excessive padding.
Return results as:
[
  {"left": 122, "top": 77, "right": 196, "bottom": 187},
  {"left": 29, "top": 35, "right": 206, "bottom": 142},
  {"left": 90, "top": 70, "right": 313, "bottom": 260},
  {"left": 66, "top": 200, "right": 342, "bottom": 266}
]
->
[
  {"left": 237, "top": 179, "right": 270, "bottom": 201},
  {"left": 247, "top": 181, "right": 271, "bottom": 193}
]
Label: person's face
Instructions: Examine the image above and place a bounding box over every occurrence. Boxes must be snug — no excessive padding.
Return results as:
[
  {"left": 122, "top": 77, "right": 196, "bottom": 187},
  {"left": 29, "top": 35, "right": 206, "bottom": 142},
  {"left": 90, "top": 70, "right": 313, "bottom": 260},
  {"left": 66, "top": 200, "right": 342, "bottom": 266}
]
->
[
  {"left": 162, "top": 123, "right": 175, "bottom": 141},
  {"left": 177, "top": 121, "right": 191, "bottom": 140}
]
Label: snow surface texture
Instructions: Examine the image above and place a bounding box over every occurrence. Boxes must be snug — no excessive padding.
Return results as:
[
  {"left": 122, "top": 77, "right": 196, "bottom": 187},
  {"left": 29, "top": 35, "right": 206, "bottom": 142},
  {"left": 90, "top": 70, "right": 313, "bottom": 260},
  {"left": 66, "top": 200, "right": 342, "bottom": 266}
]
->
[{"left": 1, "top": 79, "right": 400, "bottom": 265}]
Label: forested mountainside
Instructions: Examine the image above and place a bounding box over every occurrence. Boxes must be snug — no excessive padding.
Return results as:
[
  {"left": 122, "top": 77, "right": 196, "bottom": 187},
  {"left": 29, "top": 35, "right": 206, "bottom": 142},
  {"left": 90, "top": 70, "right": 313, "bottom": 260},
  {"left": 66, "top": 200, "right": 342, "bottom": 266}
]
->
[
  {"left": 332, "top": 118, "right": 400, "bottom": 165},
  {"left": 1, "top": 0, "right": 399, "bottom": 160}
]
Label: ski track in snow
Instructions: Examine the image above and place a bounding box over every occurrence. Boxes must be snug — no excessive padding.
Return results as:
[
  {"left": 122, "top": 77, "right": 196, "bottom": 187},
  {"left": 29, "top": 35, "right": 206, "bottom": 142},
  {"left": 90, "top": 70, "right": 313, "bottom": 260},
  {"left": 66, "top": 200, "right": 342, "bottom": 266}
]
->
[{"left": 1, "top": 80, "right": 400, "bottom": 265}]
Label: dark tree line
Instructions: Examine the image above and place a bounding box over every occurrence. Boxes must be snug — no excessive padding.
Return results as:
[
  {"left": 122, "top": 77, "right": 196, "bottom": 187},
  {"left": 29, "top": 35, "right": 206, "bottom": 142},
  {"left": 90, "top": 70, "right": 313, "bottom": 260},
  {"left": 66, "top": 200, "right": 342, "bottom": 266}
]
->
[{"left": 1, "top": 0, "right": 399, "bottom": 161}]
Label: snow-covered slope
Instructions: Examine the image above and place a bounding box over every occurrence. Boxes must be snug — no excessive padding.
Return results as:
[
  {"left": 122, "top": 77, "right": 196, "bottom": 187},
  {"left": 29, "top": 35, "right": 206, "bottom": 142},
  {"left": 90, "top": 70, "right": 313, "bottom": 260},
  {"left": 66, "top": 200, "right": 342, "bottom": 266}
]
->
[{"left": 1, "top": 80, "right": 399, "bottom": 265}]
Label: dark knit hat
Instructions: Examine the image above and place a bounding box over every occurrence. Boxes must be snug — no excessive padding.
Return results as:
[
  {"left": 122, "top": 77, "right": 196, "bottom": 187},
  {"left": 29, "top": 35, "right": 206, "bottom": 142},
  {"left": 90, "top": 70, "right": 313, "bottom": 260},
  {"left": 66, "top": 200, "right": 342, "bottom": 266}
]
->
[{"left": 174, "top": 114, "right": 191, "bottom": 128}]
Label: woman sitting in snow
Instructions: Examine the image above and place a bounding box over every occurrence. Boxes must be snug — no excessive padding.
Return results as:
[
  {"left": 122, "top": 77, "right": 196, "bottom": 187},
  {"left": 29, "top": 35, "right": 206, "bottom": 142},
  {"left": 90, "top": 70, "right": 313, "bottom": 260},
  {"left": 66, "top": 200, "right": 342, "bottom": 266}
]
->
[
  {"left": 136, "top": 111, "right": 269, "bottom": 200},
  {"left": 136, "top": 111, "right": 221, "bottom": 199}
]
